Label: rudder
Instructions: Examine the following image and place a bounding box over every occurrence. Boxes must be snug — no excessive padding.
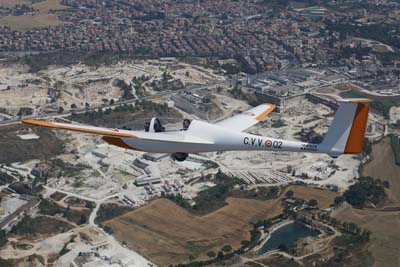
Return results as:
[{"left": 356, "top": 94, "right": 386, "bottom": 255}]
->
[
  {"left": 321, "top": 99, "right": 370, "bottom": 156},
  {"left": 343, "top": 103, "right": 369, "bottom": 153}
]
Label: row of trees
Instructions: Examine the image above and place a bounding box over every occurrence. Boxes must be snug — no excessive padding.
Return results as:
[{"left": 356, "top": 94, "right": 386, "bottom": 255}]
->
[{"left": 319, "top": 213, "right": 371, "bottom": 242}]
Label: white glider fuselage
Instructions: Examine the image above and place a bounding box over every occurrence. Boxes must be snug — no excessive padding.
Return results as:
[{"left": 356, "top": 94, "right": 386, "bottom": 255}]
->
[
  {"left": 22, "top": 98, "right": 371, "bottom": 158},
  {"left": 122, "top": 120, "right": 324, "bottom": 155}
]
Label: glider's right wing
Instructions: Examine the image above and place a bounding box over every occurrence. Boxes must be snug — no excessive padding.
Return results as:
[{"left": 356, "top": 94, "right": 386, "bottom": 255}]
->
[
  {"left": 216, "top": 103, "right": 276, "bottom": 132},
  {"left": 21, "top": 119, "right": 137, "bottom": 138}
]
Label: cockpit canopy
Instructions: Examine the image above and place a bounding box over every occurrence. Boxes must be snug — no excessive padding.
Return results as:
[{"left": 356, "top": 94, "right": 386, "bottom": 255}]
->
[
  {"left": 144, "top": 118, "right": 192, "bottom": 132},
  {"left": 145, "top": 117, "right": 165, "bottom": 132}
]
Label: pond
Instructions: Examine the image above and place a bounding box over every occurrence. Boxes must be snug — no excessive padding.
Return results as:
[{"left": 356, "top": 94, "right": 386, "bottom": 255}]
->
[{"left": 258, "top": 222, "right": 321, "bottom": 255}]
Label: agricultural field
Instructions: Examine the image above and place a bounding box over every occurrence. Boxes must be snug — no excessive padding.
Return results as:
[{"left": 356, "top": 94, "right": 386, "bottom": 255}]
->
[
  {"left": 105, "top": 185, "right": 339, "bottom": 266},
  {"left": 0, "top": 14, "right": 63, "bottom": 31},
  {"left": 0, "top": 0, "right": 67, "bottom": 31},
  {"left": 105, "top": 197, "right": 283, "bottom": 266},
  {"left": 0, "top": 0, "right": 28, "bottom": 7}
]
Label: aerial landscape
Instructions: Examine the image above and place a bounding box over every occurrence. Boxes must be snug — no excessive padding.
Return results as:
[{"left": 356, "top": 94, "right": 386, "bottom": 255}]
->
[{"left": 0, "top": 0, "right": 400, "bottom": 267}]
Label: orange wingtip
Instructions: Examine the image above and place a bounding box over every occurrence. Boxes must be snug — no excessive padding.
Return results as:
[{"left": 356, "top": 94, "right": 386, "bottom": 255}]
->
[
  {"left": 255, "top": 104, "right": 276, "bottom": 121},
  {"left": 22, "top": 119, "right": 55, "bottom": 127}
]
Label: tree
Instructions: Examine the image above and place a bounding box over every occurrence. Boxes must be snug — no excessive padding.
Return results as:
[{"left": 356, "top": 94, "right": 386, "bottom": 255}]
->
[
  {"left": 85, "top": 201, "right": 95, "bottom": 209},
  {"left": 189, "top": 255, "right": 194, "bottom": 262},
  {"left": 0, "top": 230, "right": 7, "bottom": 248},
  {"left": 286, "top": 165, "right": 293, "bottom": 174},
  {"left": 207, "top": 251, "right": 216, "bottom": 258},
  {"left": 110, "top": 99, "right": 115, "bottom": 105},
  {"left": 309, "top": 199, "right": 318, "bottom": 207},
  {"left": 343, "top": 176, "right": 386, "bottom": 208},
  {"left": 334, "top": 196, "right": 344, "bottom": 206},
  {"left": 58, "top": 106, "right": 64, "bottom": 114},
  {"left": 79, "top": 214, "right": 87, "bottom": 225},
  {"left": 103, "top": 225, "right": 113, "bottom": 234},
  {"left": 277, "top": 243, "right": 288, "bottom": 252},
  {"left": 383, "top": 181, "right": 390, "bottom": 188},
  {"left": 285, "top": 190, "right": 294, "bottom": 198},
  {"left": 221, "top": 245, "right": 232, "bottom": 253},
  {"left": 70, "top": 103, "right": 77, "bottom": 109}
]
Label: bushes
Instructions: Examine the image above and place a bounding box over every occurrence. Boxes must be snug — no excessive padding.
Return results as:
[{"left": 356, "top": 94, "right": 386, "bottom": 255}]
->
[
  {"left": 39, "top": 199, "right": 91, "bottom": 225},
  {"left": 11, "top": 216, "right": 72, "bottom": 237},
  {"left": 95, "top": 203, "right": 133, "bottom": 224},
  {"left": 0, "top": 231, "right": 7, "bottom": 248}
]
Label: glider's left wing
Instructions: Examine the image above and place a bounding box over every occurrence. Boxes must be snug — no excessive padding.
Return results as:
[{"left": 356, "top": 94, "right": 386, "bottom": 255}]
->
[
  {"left": 216, "top": 103, "right": 276, "bottom": 132},
  {"left": 22, "top": 119, "right": 136, "bottom": 138}
]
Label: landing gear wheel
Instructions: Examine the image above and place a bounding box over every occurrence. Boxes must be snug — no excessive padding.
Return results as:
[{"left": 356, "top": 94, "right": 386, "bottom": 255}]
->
[{"left": 171, "top": 153, "right": 188, "bottom": 162}]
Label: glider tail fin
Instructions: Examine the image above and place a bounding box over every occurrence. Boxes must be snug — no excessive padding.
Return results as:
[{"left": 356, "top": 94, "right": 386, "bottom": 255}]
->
[{"left": 321, "top": 99, "right": 371, "bottom": 156}]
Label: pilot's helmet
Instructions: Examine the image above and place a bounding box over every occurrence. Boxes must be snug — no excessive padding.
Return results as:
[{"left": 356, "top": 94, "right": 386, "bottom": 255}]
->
[
  {"left": 144, "top": 122, "right": 150, "bottom": 132},
  {"left": 183, "top": 119, "right": 191, "bottom": 130}
]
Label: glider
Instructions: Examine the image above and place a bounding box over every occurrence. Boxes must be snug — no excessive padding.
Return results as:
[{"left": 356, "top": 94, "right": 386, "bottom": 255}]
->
[{"left": 22, "top": 99, "right": 370, "bottom": 161}]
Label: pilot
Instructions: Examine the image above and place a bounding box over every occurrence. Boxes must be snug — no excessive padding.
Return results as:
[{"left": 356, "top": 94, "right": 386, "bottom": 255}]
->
[
  {"left": 182, "top": 119, "right": 191, "bottom": 131},
  {"left": 144, "top": 121, "right": 150, "bottom": 132}
]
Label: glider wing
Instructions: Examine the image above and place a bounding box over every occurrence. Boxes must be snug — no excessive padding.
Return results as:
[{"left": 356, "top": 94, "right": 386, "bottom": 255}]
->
[{"left": 21, "top": 119, "right": 136, "bottom": 138}]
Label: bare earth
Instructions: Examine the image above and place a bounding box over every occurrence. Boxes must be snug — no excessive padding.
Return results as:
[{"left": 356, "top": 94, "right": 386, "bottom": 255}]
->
[
  {"left": 334, "top": 203, "right": 400, "bottom": 267},
  {"left": 105, "top": 197, "right": 283, "bottom": 266},
  {"left": 362, "top": 136, "right": 400, "bottom": 202}
]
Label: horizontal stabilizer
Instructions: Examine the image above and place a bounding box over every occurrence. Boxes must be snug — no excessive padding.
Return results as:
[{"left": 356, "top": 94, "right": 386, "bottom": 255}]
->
[{"left": 216, "top": 103, "right": 276, "bottom": 132}]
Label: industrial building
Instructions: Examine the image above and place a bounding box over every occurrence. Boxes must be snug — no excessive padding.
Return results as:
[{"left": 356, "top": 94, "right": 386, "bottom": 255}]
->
[{"left": 171, "top": 91, "right": 212, "bottom": 120}]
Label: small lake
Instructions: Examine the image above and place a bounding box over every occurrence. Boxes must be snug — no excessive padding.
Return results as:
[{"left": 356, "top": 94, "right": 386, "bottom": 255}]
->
[{"left": 258, "top": 222, "right": 321, "bottom": 255}]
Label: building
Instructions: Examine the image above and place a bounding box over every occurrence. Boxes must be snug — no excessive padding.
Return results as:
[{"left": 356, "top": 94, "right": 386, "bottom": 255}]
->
[
  {"left": 0, "top": 195, "right": 40, "bottom": 233},
  {"left": 171, "top": 91, "right": 212, "bottom": 120},
  {"left": 143, "top": 153, "right": 167, "bottom": 162},
  {"left": 135, "top": 177, "right": 162, "bottom": 186},
  {"left": 132, "top": 159, "right": 149, "bottom": 170},
  {"left": 31, "top": 164, "right": 49, "bottom": 178}
]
